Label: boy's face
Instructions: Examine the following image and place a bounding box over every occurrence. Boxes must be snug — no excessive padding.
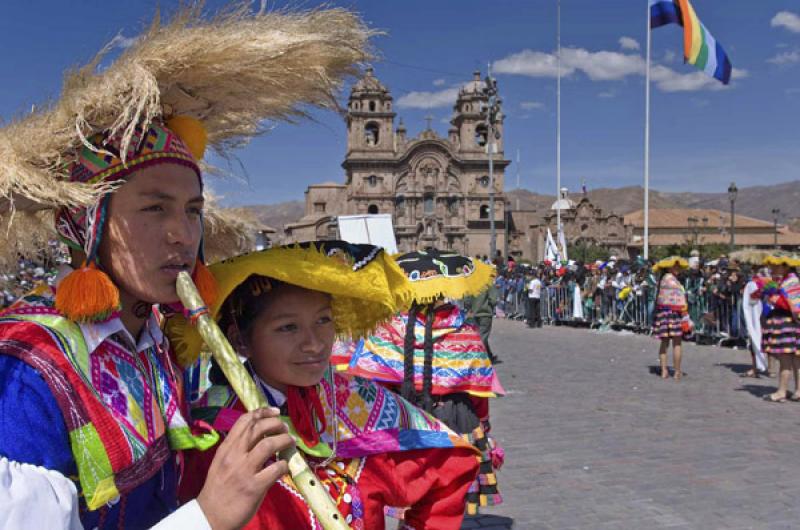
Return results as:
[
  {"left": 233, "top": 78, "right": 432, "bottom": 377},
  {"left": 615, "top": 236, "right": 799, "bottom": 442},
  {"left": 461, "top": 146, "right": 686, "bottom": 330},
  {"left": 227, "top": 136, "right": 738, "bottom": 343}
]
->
[
  {"left": 244, "top": 284, "right": 336, "bottom": 392},
  {"left": 98, "top": 163, "right": 203, "bottom": 305}
]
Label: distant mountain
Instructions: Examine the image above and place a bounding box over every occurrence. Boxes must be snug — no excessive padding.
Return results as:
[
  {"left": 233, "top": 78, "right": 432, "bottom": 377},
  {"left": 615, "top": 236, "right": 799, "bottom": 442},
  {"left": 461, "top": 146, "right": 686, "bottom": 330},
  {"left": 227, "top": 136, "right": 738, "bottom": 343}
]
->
[
  {"left": 660, "top": 180, "right": 800, "bottom": 224},
  {"left": 241, "top": 200, "right": 304, "bottom": 233},
  {"left": 507, "top": 181, "right": 800, "bottom": 224}
]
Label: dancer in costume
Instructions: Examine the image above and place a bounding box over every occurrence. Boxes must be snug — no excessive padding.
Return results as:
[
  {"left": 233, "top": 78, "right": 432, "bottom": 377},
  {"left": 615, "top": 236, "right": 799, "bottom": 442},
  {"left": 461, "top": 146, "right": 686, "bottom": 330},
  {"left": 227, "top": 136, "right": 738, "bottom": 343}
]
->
[
  {"left": 347, "top": 250, "right": 504, "bottom": 516},
  {"left": 173, "top": 242, "right": 480, "bottom": 530},
  {"left": 0, "top": 6, "right": 370, "bottom": 529},
  {"left": 758, "top": 255, "right": 800, "bottom": 403},
  {"left": 652, "top": 256, "right": 690, "bottom": 381}
]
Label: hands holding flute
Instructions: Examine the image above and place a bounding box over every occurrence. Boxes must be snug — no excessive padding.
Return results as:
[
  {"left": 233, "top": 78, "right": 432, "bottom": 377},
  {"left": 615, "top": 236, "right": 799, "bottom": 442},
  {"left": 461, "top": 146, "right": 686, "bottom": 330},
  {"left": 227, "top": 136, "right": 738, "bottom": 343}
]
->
[{"left": 196, "top": 407, "right": 295, "bottom": 530}]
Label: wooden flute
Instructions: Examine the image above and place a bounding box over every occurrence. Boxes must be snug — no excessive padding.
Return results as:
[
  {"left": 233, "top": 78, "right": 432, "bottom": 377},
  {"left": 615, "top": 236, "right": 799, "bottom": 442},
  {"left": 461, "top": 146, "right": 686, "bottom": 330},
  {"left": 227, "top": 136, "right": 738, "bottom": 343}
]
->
[{"left": 176, "top": 272, "right": 350, "bottom": 530}]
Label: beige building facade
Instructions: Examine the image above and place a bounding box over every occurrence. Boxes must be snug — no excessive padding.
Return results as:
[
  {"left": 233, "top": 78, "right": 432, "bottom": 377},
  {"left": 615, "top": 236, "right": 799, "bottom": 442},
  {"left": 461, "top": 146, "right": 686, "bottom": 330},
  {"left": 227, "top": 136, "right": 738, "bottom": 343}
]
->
[{"left": 285, "top": 69, "right": 510, "bottom": 255}]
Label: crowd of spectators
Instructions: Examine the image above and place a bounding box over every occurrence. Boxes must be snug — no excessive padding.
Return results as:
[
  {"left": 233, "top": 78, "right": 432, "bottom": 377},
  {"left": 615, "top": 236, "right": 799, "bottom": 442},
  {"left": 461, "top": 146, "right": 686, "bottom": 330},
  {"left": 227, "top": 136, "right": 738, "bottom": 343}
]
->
[{"left": 486, "top": 251, "right": 756, "bottom": 345}]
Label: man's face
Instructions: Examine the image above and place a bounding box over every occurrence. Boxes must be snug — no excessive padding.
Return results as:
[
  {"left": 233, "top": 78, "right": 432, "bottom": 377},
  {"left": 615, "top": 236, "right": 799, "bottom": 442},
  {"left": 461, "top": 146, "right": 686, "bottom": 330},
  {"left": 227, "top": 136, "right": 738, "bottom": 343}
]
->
[{"left": 97, "top": 164, "right": 203, "bottom": 305}]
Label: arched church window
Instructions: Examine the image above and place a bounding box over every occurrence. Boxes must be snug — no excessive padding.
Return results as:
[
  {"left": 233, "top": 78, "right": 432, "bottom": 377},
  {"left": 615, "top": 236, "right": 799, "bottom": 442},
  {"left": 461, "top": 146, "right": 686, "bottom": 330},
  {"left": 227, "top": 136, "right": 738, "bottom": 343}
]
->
[
  {"left": 368, "top": 204, "right": 379, "bottom": 214},
  {"left": 396, "top": 196, "right": 405, "bottom": 215},
  {"left": 369, "top": 101, "right": 376, "bottom": 112},
  {"left": 424, "top": 194, "right": 434, "bottom": 215},
  {"left": 475, "top": 124, "right": 488, "bottom": 147},
  {"left": 353, "top": 101, "right": 360, "bottom": 110},
  {"left": 366, "top": 175, "right": 378, "bottom": 187},
  {"left": 385, "top": 102, "right": 392, "bottom": 111},
  {"left": 364, "top": 122, "right": 379, "bottom": 146},
  {"left": 478, "top": 176, "right": 490, "bottom": 188},
  {"left": 464, "top": 104, "right": 471, "bottom": 112},
  {"left": 479, "top": 205, "right": 490, "bottom": 219}
]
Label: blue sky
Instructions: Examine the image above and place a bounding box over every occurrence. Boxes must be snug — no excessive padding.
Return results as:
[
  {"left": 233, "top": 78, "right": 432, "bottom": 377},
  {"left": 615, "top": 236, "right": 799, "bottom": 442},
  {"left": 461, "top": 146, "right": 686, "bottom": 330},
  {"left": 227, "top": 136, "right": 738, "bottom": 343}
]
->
[{"left": 0, "top": 1, "right": 799, "bottom": 205}]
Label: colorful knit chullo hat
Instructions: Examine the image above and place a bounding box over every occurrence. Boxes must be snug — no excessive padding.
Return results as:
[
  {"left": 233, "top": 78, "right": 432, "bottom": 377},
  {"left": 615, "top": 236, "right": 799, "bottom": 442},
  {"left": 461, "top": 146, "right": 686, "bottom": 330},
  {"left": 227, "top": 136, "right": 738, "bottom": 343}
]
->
[{"left": 54, "top": 119, "right": 215, "bottom": 322}]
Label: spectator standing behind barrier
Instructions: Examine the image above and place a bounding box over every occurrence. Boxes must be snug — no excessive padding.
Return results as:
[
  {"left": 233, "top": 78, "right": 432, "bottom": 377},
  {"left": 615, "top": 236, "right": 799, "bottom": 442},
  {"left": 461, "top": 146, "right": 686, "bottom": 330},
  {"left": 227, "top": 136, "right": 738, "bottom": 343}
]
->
[
  {"left": 527, "top": 272, "right": 542, "bottom": 328},
  {"left": 464, "top": 284, "right": 500, "bottom": 364},
  {"left": 685, "top": 267, "right": 706, "bottom": 331},
  {"left": 494, "top": 273, "right": 506, "bottom": 316},
  {"left": 760, "top": 255, "right": 800, "bottom": 402},
  {"left": 653, "top": 257, "right": 691, "bottom": 381}
]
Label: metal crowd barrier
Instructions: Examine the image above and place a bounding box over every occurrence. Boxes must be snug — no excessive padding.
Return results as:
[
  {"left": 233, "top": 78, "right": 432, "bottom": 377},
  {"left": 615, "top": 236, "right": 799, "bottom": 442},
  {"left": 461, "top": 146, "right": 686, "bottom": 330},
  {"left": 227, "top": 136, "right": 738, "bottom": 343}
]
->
[{"left": 528, "top": 283, "right": 747, "bottom": 347}]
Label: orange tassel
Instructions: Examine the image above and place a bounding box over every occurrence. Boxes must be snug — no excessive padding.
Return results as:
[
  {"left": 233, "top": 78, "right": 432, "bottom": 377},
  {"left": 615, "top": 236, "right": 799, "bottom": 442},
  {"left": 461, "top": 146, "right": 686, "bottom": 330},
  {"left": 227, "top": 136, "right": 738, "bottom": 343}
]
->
[
  {"left": 55, "top": 261, "right": 121, "bottom": 322},
  {"left": 192, "top": 260, "right": 218, "bottom": 307}
]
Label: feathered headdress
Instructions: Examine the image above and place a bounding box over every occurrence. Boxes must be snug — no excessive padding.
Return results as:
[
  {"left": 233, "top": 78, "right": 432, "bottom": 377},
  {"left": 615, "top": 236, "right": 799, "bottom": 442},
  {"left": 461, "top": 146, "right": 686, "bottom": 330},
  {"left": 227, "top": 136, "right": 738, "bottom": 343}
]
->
[{"left": 0, "top": 3, "right": 372, "bottom": 320}]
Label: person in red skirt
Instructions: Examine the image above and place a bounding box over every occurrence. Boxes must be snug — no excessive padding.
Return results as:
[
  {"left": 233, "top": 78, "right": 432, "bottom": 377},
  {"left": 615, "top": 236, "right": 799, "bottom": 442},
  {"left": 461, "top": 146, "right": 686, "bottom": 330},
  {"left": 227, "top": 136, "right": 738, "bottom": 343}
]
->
[{"left": 652, "top": 257, "right": 690, "bottom": 381}]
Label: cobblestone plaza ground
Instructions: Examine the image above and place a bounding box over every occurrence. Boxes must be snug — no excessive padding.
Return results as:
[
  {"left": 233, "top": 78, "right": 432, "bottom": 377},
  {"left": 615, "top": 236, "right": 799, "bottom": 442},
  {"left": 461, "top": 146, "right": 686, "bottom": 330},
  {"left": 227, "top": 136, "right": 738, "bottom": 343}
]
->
[{"left": 460, "top": 319, "right": 800, "bottom": 529}]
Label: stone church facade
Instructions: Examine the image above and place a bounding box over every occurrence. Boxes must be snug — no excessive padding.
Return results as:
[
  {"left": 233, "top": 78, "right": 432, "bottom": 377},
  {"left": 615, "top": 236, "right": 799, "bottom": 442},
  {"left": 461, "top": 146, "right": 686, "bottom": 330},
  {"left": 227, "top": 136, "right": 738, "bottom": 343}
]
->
[{"left": 285, "top": 69, "right": 510, "bottom": 255}]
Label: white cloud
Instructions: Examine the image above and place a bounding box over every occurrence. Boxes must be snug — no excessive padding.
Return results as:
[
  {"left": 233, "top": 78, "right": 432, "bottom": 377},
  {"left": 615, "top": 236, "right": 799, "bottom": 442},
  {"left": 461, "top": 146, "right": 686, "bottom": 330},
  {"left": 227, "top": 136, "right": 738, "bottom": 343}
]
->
[
  {"left": 563, "top": 48, "right": 644, "bottom": 80},
  {"left": 663, "top": 50, "right": 678, "bottom": 64},
  {"left": 494, "top": 46, "right": 745, "bottom": 92},
  {"left": 493, "top": 49, "right": 564, "bottom": 77},
  {"left": 619, "top": 36, "right": 640, "bottom": 51},
  {"left": 493, "top": 47, "right": 643, "bottom": 81},
  {"left": 432, "top": 78, "right": 446, "bottom": 87},
  {"left": 597, "top": 90, "right": 616, "bottom": 99},
  {"left": 650, "top": 66, "right": 748, "bottom": 92},
  {"left": 396, "top": 87, "right": 460, "bottom": 109},
  {"left": 768, "top": 49, "right": 800, "bottom": 65},
  {"left": 520, "top": 101, "right": 544, "bottom": 110},
  {"left": 771, "top": 11, "right": 800, "bottom": 33}
]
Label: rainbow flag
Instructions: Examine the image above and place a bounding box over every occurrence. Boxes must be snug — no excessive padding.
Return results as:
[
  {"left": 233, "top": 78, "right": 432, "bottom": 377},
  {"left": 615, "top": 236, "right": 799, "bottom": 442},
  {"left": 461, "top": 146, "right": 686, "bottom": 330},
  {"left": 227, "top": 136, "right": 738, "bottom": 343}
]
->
[{"left": 649, "top": 0, "right": 732, "bottom": 85}]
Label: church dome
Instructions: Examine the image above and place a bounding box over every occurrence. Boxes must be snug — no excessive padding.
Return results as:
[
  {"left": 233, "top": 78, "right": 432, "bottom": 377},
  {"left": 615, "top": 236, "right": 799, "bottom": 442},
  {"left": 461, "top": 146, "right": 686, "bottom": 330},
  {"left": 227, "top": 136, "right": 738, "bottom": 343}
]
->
[
  {"left": 351, "top": 67, "right": 390, "bottom": 97},
  {"left": 460, "top": 71, "right": 486, "bottom": 96}
]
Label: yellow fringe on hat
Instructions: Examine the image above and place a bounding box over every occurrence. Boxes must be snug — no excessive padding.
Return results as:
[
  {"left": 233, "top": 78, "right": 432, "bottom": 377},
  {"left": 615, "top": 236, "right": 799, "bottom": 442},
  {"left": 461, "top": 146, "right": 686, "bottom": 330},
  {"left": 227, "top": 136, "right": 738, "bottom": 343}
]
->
[
  {"left": 167, "top": 244, "right": 412, "bottom": 367},
  {"left": 653, "top": 256, "right": 689, "bottom": 273},
  {"left": 398, "top": 259, "right": 496, "bottom": 305},
  {"left": 763, "top": 254, "right": 800, "bottom": 268},
  {"left": 55, "top": 261, "right": 121, "bottom": 322}
]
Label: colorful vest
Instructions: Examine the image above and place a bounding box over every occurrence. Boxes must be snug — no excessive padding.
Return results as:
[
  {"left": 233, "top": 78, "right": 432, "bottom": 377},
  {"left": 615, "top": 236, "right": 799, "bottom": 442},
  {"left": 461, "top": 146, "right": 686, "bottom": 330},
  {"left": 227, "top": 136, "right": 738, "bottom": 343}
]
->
[
  {"left": 656, "top": 273, "right": 688, "bottom": 312},
  {"left": 0, "top": 290, "right": 217, "bottom": 510},
  {"left": 196, "top": 372, "right": 474, "bottom": 459}
]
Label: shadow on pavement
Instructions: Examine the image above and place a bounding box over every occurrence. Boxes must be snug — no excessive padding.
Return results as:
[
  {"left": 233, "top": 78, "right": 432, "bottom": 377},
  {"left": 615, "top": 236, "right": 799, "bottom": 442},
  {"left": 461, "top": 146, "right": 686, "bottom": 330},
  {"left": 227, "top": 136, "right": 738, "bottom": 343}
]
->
[
  {"left": 718, "top": 362, "right": 754, "bottom": 376},
  {"left": 461, "top": 514, "right": 515, "bottom": 529},
  {"left": 647, "top": 365, "right": 687, "bottom": 378},
  {"left": 735, "top": 383, "right": 775, "bottom": 399}
]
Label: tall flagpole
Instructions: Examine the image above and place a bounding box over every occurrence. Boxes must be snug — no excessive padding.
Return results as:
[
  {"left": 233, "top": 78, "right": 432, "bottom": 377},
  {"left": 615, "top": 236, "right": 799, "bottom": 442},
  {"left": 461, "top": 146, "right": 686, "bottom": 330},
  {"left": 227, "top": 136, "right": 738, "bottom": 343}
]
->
[
  {"left": 516, "top": 149, "right": 521, "bottom": 210},
  {"left": 556, "top": 0, "right": 562, "bottom": 242},
  {"left": 643, "top": 0, "right": 651, "bottom": 260}
]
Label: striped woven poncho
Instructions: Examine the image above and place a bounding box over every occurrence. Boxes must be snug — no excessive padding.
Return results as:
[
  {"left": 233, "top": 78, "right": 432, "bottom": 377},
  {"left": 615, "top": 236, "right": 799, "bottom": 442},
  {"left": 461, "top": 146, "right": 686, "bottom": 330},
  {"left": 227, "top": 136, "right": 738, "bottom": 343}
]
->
[{"left": 343, "top": 305, "right": 502, "bottom": 398}]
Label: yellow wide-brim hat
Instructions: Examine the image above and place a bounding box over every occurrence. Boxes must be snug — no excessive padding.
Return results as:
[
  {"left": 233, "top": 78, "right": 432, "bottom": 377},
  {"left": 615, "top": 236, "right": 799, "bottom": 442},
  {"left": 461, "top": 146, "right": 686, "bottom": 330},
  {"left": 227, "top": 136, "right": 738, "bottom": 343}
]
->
[
  {"left": 167, "top": 241, "right": 412, "bottom": 367},
  {"left": 653, "top": 256, "right": 689, "bottom": 273},
  {"left": 763, "top": 254, "right": 800, "bottom": 268}
]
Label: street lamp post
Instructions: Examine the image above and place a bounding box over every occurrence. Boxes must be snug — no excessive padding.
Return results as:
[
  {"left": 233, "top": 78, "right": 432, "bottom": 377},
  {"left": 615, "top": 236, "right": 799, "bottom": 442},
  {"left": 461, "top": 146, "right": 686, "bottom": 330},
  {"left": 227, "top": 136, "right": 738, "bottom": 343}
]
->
[
  {"left": 701, "top": 216, "right": 708, "bottom": 254},
  {"left": 482, "top": 71, "right": 502, "bottom": 259},
  {"left": 728, "top": 182, "right": 738, "bottom": 253},
  {"left": 772, "top": 208, "right": 781, "bottom": 249},
  {"left": 688, "top": 216, "right": 698, "bottom": 249}
]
